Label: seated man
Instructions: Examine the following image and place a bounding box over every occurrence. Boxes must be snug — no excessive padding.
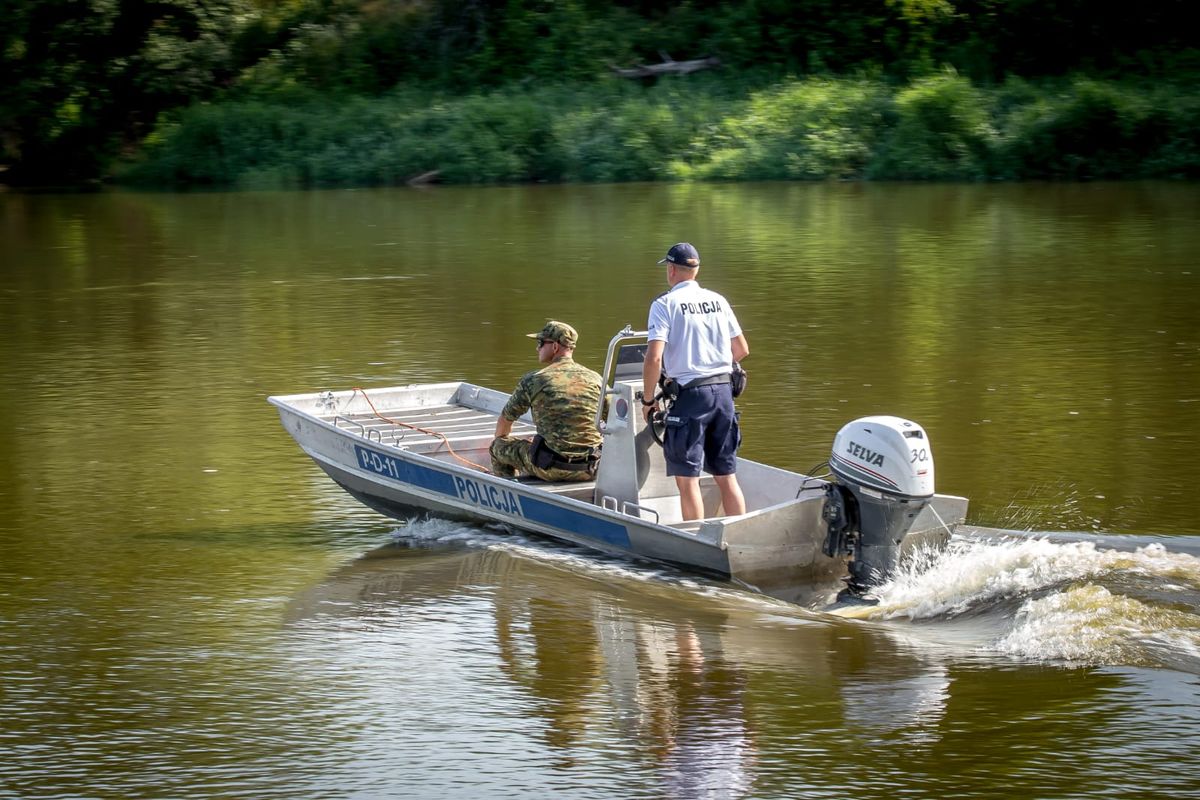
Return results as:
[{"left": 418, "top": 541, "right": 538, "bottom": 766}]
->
[{"left": 490, "top": 320, "right": 603, "bottom": 482}]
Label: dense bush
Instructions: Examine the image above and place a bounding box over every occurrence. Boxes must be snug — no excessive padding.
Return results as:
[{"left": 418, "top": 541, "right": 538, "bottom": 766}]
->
[
  {"left": 868, "top": 71, "right": 994, "bottom": 181},
  {"left": 998, "top": 78, "right": 1200, "bottom": 180},
  {"left": 121, "top": 74, "right": 1200, "bottom": 188},
  {"left": 669, "top": 78, "right": 890, "bottom": 181}
]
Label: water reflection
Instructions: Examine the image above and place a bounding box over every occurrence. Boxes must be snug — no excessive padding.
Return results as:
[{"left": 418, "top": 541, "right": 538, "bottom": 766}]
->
[
  {"left": 496, "top": 582, "right": 759, "bottom": 795},
  {"left": 619, "top": 618, "right": 756, "bottom": 799},
  {"left": 494, "top": 590, "right": 603, "bottom": 762},
  {"left": 288, "top": 535, "right": 1010, "bottom": 797}
]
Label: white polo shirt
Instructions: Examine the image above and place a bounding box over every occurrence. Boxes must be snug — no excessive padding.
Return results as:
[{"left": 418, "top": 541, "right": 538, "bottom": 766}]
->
[{"left": 647, "top": 280, "right": 742, "bottom": 384}]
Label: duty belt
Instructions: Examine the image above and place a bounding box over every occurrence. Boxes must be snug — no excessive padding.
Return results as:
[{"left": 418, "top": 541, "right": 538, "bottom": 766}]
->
[
  {"left": 548, "top": 450, "right": 599, "bottom": 473},
  {"left": 534, "top": 435, "right": 600, "bottom": 473},
  {"left": 552, "top": 449, "right": 595, "bottom": 464},
  {"left": 680, "top": 373, "right": 731, "bottom": 391}
]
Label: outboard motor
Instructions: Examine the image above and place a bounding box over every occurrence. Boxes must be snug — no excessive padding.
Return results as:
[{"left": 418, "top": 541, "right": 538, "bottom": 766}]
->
[{"left": 822, "top": 416, "right": 935, "bottom": 595}]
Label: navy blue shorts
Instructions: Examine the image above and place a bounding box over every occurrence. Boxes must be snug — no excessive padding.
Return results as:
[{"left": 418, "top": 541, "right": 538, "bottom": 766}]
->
[{"left": 662, "top": 383, "right": 741, "bottom": 478}]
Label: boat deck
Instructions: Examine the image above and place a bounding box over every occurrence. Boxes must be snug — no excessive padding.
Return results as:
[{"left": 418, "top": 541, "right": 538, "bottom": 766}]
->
[
  {"left": 326, "top": 402, "right": 597, "bottom": 497},
  {"left": 328, "top": 402, "right": 534, "bottom": 454}
]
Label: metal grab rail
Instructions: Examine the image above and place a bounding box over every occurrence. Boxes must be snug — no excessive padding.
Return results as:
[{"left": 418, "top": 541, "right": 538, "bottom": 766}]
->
[
  {"left": 335, "top": 413, "right": 418, "bottom": 447},
  {"left": 334, "top": 415, "right": 387, "bottom": 444},
  {"left": 599, "top": 494, "right": 661, "bottom": 524},
  {"left": 595, "top": 325, "right": 649, "bottom": 431},
  {"left": 622, "top": 500, "right": 660, "bottom": 524},
  {"left": 333, "top": 416, "right": 366, "bottom": 436}
]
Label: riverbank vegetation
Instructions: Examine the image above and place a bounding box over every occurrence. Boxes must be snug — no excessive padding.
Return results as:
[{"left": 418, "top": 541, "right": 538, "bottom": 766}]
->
[
  {"left": 3, "top": 1, "right": 1197, "bottom": 187},
  {"left": 121, "top": 75, "right": 1200, "bottom": 187}
]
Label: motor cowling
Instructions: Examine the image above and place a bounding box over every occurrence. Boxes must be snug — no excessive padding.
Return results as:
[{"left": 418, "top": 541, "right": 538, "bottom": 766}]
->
[
  {"left": 824, "top": 416, "right": 937, "bottom": 595},
  {"left": 831, "top": 416, "right": 934, "bottom": 499}
]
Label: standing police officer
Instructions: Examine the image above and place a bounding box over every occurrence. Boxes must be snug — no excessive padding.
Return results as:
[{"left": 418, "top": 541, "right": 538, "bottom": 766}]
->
[
  {"left": 642, "top": 243, "right": 749, "bottom": 520},
  {"left": 491, "top": 320, "right": 603, "bottom": 482}
]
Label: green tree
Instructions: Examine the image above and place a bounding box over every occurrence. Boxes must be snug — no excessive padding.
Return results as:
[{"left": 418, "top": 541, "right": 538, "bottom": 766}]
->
[{"left": 1, "top": 0, "right": 246, "bottom": 183}]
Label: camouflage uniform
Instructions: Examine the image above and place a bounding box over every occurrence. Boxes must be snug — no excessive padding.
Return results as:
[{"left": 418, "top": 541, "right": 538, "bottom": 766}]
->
[{"left": 490, "top": 355, "right": 604, "bottom": 482}]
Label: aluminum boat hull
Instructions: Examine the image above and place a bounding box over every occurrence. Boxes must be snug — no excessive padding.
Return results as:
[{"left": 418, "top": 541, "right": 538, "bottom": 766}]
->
[{"left": 269, "top": 378, "right": 968, "bottom": 604}]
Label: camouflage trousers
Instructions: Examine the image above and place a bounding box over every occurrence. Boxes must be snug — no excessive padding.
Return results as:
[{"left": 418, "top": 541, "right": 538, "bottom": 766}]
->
[{"left": 489, "top": 436, "right": 596, "bottom": 482}]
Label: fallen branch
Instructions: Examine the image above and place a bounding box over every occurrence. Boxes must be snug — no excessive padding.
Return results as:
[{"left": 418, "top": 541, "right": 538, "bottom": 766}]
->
[
  {"left": 406, "top": 169, "right": 441, "bottom": 186},
  {"left": 611, "top": 54, "right": 720, "bottom": 79}
]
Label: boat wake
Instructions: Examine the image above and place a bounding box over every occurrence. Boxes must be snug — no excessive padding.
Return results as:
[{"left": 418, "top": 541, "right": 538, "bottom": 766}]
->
[
  {"left": 387, "top": 517, "right": 1200, "bottom": 672},
  {"left": 836, "top": 533, "right": 1200, "bottom": 672}
]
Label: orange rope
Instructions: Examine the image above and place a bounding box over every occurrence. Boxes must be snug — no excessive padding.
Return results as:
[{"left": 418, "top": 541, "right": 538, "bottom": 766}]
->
[{"left": 351, "top": 387, "right": 492, "bottom": 473}]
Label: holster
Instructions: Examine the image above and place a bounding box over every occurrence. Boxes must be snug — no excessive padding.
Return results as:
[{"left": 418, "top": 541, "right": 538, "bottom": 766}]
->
[
  {"left": 659, "top": 374, "right": 680, "bottom": 403},
  {"left": 731, "top": 362, "right": 747, "bottom": 398}
]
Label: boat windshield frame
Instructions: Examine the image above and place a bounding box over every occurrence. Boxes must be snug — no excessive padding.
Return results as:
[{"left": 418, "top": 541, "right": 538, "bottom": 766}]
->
[{"left": 595, "top": 326, "right": 649, "bottom": 431}]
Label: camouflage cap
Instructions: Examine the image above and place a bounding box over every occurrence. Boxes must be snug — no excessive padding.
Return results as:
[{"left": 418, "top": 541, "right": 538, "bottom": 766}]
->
[{"left": 526, "top": 320, "right": 579, "bottom": 348}]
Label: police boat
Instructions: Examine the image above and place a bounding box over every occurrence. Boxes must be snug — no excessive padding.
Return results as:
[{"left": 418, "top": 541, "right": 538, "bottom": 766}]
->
[{"left": 268, "top": 326, "right": 968, "bottom": 604}]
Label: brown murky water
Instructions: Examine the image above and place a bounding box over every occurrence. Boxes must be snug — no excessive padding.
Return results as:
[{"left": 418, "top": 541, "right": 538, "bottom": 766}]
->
[{"left": 2, "top": 182, "right": 1199, "bottom": 799}]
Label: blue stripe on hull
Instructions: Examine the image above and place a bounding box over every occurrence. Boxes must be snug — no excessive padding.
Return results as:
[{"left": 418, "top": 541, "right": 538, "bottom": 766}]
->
[
  {"left": 351, "top": 443, "right": 630, "bottom": 550},
  {"left": 354, "top": 444, "right": 458, "bottom": 496},
  {"left": 520, "top": 495, "right": 632, "bottom": 549}
]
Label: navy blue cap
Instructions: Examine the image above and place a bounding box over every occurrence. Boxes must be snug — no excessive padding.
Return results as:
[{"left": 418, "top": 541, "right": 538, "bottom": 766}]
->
[{"left": 658, "top": 242, "right": 700, "bottom": 268}]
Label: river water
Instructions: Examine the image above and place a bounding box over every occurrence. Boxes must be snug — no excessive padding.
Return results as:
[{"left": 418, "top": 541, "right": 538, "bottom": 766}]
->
[{"left": 1, "top": 182, "right": 1199, "bottom": 798}]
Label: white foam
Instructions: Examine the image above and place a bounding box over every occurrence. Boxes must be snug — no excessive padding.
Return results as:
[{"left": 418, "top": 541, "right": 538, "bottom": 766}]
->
[
  {"left": 996, "top": 584, "right": 1200, "bottom": 667},
  {"left": 836, "top": 536, "right": 1200, "bottom": 669},
  {"left": 390, "top": 517, "right": 494, "bottom": 545},
  {"left": 859, "top": 537, "right": 1200, "bottom": 621}
]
